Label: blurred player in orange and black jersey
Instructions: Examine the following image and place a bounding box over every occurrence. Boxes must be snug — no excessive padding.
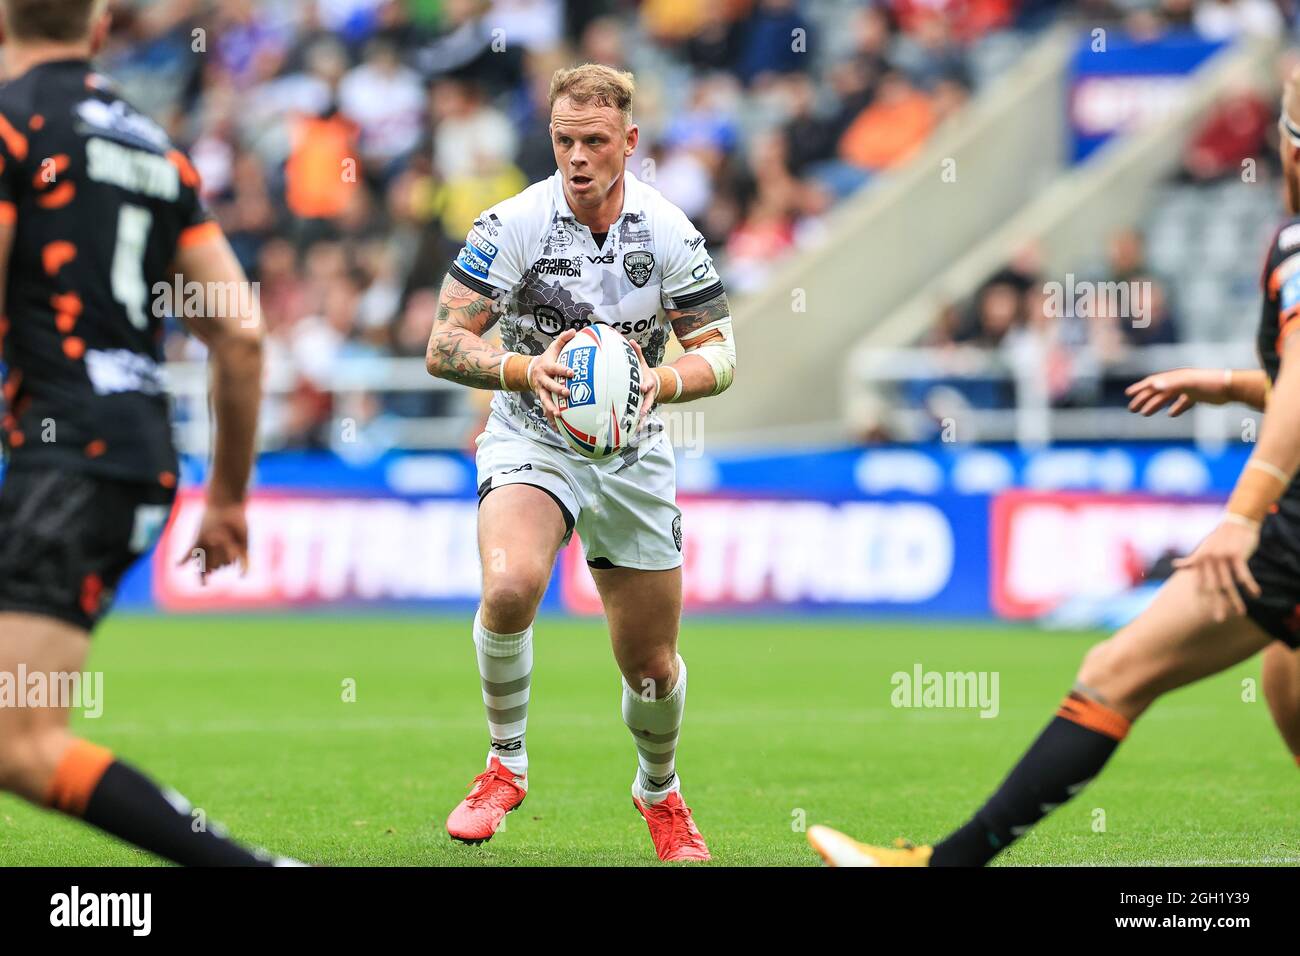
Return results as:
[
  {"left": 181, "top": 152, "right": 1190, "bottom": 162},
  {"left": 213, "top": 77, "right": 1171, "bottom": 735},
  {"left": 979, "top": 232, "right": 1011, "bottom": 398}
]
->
[
  {"left": 808, "top": 68, "right": 1300, "bottom": 867},
  {"left": 0, "top": 0, "right": 292, "bottom": 865},
  {"left": 1117, "top": 75, "right": 1300, "bottom": 768}
]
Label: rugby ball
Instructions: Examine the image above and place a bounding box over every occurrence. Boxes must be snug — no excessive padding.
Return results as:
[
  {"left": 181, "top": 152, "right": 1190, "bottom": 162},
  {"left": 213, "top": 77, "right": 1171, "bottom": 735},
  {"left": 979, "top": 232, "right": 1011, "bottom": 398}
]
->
[{"left": 554, "top": 323, "right": 643, "bottom": 459}]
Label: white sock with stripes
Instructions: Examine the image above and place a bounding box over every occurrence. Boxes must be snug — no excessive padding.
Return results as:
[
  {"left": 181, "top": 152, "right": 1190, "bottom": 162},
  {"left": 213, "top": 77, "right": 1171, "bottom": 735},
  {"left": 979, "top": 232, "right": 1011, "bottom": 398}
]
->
[
  {"left": 473, "top": 607, "right": 532, "bottom": 778},
  {"left": 623, "top": 655, "right": 686, "bottom": 805}
]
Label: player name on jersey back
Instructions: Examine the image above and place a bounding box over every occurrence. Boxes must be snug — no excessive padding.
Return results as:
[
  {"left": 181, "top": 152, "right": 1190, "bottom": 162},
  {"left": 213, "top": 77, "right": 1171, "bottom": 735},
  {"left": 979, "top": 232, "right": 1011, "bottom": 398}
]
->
[{"left": 85, "top": 137, "right": 182, "bottom": 201}]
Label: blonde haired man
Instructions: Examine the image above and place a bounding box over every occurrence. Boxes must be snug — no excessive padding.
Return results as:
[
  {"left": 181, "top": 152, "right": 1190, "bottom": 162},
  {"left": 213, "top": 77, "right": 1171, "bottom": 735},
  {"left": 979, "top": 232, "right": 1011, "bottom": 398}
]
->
[{"left": 426, "top": 64, "right": 736, "bottom": 861}]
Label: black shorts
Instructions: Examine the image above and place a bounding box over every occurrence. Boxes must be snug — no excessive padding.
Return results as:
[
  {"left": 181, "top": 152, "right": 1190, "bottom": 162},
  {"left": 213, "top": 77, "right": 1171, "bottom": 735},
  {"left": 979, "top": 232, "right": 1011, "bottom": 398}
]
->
[
  {"left": 1243, "top": 500, "right": 1300, "bottom": 649},
  {"left": 0, "top": 468, "right": 176, "bottom": 632}
]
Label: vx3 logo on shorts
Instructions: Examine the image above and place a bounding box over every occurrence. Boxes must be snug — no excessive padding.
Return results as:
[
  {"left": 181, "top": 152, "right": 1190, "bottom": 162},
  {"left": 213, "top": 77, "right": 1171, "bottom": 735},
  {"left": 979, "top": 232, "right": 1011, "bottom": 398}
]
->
[{"left": 501, "top": 464, "right": 533, "bottom": 475}]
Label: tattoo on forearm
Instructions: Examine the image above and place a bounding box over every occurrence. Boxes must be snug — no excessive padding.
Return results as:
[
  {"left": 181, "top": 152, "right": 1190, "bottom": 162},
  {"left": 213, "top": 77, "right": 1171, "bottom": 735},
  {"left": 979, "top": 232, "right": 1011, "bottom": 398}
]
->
[
  {"left": 428, "top": 327, "right": 509, "bottom": 388},
  {"left": 427, "top": 273, "right": 507, "bottom": 388},
  {"left": 670, "top": 293, "right": 730, "bottom": 344}
]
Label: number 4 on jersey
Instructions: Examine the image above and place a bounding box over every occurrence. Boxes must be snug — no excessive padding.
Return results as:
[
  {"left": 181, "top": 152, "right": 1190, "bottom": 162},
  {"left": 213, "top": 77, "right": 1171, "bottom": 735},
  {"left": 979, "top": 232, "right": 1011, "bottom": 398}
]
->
[{"left": 112, "top": 203, "right": 153, "bottom": 329}]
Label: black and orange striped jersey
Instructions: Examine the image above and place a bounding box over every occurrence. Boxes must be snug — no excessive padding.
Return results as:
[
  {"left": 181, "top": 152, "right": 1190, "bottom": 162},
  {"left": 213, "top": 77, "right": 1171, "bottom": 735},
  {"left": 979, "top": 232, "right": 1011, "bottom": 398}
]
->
[
  {"left": 1245, "top": 216, "right": 1300, "bottom": 647},
  {"left": 1259, "top": 215, "right": 1300, "bottom": 384},
  {"left": 0, "top": 58, "right": 215, "bottom": 485}
]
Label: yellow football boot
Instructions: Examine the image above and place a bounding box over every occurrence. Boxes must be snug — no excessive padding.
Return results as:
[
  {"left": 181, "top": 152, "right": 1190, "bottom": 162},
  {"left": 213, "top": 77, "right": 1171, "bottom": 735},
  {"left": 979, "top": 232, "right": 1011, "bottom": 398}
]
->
[{"left": 808, "top": 826, "right": 933, "bottom": 867}]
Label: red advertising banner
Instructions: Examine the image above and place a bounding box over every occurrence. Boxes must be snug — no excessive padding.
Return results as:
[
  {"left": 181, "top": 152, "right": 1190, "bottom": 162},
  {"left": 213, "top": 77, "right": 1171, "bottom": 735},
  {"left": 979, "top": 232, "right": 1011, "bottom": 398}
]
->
[
  {"left": 155, "top": 491, "right": 966, "bottom": 613},
  {"left": 990, "top": 491, "right": 1222, "bottom": 619},
  {"left": 154, "top": 490, "right": 482, "bottom": 609},
  {"left": 561, "top": 496, "right": 957, "bottom": 613}
]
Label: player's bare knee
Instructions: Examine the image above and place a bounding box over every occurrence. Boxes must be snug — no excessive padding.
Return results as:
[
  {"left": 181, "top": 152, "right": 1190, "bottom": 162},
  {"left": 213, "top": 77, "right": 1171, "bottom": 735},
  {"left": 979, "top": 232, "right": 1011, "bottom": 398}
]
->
[
  {"left": 1077, "top": 639, "right": 1118, "bottom": 693},
  {"left": 0, "top": 724, "right": 62, "bottom": 795},
  {"left": 623, "top": 652, "right": 677, "bottom": 700},
  {"left": 480, "top": 575, "right": 545, "bottom": 632},
  {"left": 1079, "top": 635, "right": 1162, "bottom": 718},
  {"left": 1077, "top": 638, "right": 1142, "bottom": 713}
]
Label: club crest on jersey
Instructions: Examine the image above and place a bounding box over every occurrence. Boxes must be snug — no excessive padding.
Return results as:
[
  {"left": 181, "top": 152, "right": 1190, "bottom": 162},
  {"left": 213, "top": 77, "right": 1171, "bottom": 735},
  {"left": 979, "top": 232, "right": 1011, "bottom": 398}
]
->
[{"left": 623, "top": 251, "right": 654, "bottom": 288}]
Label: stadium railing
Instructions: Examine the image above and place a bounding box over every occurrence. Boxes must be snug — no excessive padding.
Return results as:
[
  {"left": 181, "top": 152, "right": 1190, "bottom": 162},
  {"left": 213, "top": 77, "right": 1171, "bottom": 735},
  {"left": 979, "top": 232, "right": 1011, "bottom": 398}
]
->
[
  {"left": 850, "top": 341, "right": 1260, "bottom": 447},
  {"left": 164, "top": 339, "right": 1262, "bottom": 455},
  {"left": 164, "top": 355, "right": 474, "bottom": 455}
]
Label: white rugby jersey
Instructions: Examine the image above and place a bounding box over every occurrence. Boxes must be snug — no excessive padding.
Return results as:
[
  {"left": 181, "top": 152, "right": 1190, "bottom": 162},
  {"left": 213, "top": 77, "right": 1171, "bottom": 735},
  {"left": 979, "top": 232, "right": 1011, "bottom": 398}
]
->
[{"left": 449, "top": 169, "right": 724, "bottom": 456}]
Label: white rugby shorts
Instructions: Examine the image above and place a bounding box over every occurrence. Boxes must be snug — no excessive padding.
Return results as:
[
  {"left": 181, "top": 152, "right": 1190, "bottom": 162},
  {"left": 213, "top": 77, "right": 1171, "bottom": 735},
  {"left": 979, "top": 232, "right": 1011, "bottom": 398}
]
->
[{"left": 475, "top": 422, "right": 683, "bottom": 571}]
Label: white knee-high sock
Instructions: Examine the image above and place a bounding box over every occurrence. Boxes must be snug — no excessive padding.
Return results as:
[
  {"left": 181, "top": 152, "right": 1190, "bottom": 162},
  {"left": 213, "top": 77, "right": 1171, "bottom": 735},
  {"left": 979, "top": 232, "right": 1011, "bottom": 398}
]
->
[
  {"left": 474, "top": 607, "right": 532, "bottom": 777},
  {"left": 622, "top": 655, "right": 687, "bottom": 804}
]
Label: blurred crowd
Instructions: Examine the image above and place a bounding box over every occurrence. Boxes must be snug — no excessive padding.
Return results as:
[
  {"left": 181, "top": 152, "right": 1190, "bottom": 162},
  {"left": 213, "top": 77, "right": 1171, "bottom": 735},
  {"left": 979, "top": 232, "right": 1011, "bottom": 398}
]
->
[
  {"left": 921, "top": 229, "right": 1183, "bottom": 414},
  {"left": 911, "top": 7, "right": 1299, "bottom": 427},
  {"left": 82, "top": 0, "right": 1067, "bottom": 451},
  {"left": 27, "top": 0, "right": 1297, "bottom": 451}
]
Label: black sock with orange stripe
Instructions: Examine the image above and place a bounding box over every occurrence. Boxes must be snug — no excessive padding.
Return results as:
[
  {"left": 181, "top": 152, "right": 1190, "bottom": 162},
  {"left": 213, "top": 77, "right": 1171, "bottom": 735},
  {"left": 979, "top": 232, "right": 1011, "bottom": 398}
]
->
[
  {"left": 46, "top": 740, "right": 274, "bottom": 866},
  {"left": 930, "top": 691, "right": 1131, "bottom": 866}
]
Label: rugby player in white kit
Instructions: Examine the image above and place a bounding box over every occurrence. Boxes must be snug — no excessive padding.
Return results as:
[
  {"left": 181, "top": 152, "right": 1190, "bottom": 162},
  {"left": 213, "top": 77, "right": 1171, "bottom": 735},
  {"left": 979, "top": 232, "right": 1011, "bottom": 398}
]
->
[{"left": 424, "top": 64, "right": 736, "bottom": 861}]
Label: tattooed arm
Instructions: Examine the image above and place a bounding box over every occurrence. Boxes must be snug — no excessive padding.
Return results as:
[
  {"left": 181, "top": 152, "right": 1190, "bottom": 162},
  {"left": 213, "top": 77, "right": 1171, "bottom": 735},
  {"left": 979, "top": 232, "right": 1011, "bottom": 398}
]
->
[
  {"left": 634, "top": 292, "right": 736, "bottom": 407},
  {"left": 425, "top": 272, "right": 575, "bottom": 424},
  {"left": 424, "top": 273, "right": 508, "bottom": 388}
]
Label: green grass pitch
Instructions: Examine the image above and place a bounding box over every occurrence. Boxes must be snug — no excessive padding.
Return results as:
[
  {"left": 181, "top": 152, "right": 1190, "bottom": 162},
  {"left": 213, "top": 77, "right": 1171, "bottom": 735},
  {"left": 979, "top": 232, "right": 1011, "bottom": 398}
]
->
[{"left": 2, "top": 614, "right": 1296, "bottom": 866}]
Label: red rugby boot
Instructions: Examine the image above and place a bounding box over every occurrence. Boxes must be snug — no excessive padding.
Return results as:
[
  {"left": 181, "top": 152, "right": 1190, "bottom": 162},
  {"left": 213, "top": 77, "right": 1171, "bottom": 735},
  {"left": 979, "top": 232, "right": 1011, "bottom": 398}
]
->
[
  {"left": 446, "top": 757, "right": 526, "bottom": 845},
  {"left": 633, "top": 791, "right": 711, "bottom": 862}
]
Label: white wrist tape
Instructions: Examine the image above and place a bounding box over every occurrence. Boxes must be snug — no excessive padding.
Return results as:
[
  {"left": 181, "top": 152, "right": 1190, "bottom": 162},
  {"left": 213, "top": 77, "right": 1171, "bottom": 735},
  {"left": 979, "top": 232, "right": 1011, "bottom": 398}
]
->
[
  {"left": 664, "top": 365, "right": 683, "bottom": 403},
  {"left": 1246, "top": 458, "right": 1291, "bottom": 484},
  {"left": 1223, "top": 512, "right": 1262, "bottom": 530}
]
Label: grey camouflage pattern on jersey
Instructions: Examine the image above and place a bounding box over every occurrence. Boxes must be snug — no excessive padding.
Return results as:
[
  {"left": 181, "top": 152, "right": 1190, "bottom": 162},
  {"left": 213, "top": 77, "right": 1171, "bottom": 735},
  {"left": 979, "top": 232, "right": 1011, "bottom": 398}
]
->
[{"left": 499, "top": 270, "right": 671, "bottom": 444}]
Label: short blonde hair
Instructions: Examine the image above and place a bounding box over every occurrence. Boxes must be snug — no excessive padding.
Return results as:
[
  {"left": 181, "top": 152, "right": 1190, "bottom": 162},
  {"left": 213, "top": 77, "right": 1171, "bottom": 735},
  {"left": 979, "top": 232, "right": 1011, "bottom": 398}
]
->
[{"left": 548, "top": 63, "right": 635, "bottom": 125}]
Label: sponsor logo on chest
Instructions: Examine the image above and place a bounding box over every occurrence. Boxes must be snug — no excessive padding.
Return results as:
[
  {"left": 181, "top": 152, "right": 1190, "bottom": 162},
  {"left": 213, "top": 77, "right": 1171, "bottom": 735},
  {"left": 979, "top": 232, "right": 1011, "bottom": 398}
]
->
[
  {"left": 544, "top": 219, "right": 574, "bottom": 255},
  {"left": 529, "top": 257, "right": 583, "bottom": 278},
  {"left": 620, "top": 213, "right": 652, "bottom": 245}
]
